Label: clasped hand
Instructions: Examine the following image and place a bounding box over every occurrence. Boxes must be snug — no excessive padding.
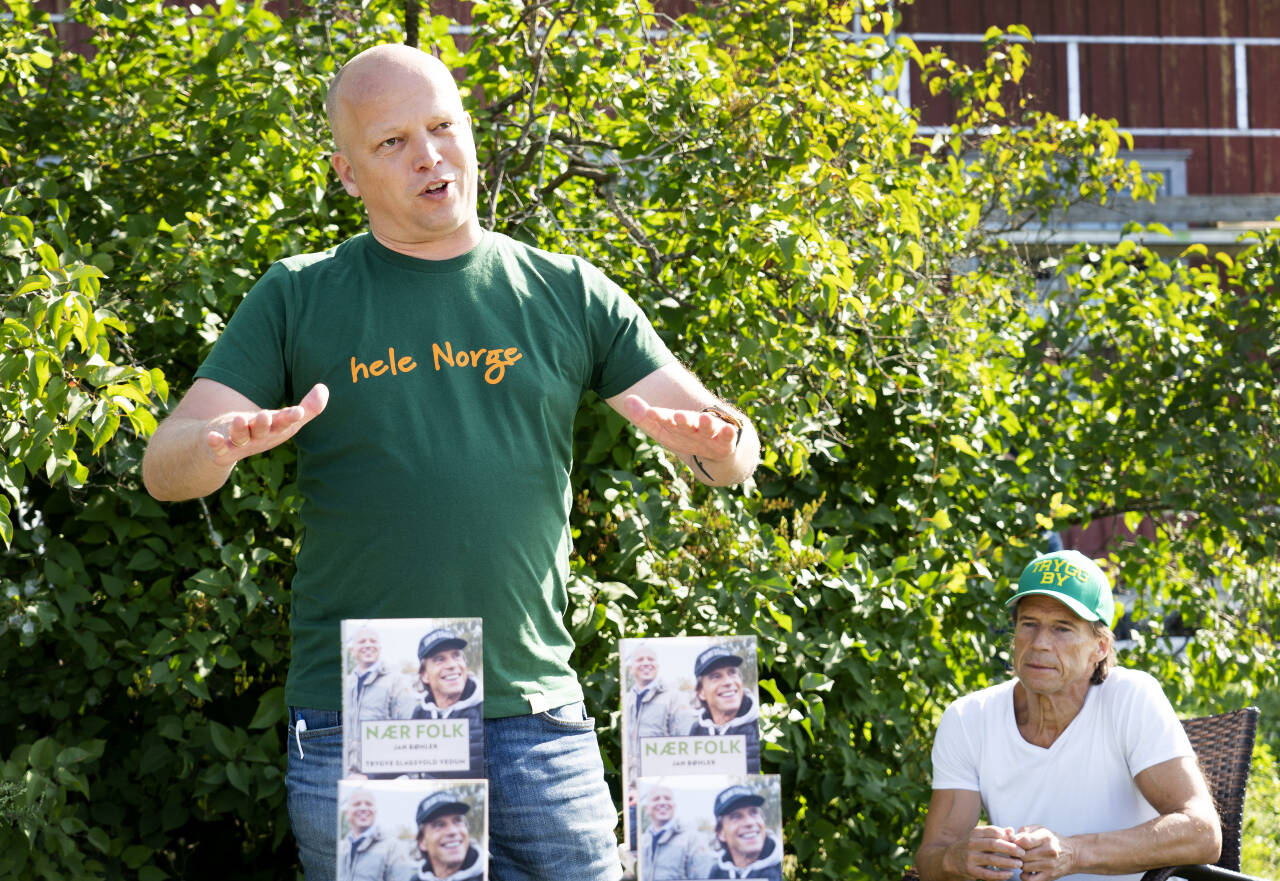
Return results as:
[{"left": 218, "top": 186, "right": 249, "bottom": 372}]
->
[{"left": 954, "top": 825, "right": 1074, "bottom": 881}]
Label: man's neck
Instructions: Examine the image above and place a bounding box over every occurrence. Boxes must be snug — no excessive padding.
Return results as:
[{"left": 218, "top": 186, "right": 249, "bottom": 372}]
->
[
  {"left": 432, "top": 855, "right": 465, "bottom": 877},
  {"left": 370, "top": 220, "right": 484, "bottom": 261},
  {"left": 709, "top": 705, "right": 738, "bottom": 726},
  {"left": 1012, "top": 680, "right": 1090, "bottom": 748},
  {"left": 356, "top": 662, "right": 376, "bottom": 676},
  {"left": 731, "top": 846, "right": 763, "bottom": 868}
]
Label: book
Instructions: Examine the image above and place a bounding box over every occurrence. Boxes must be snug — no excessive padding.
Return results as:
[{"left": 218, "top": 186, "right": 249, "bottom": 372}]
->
[
  {"left": 620, "top": 635, "right": 761, "bottom": 851},
  {"left": 635, "top": 774, "right": 783, "bottom": 881},
  {"left": 337, "top": 778, "right": 488, "bottom": 881},
  {"left": 341, "top": 617, "right": 484, "bottom": 778}
]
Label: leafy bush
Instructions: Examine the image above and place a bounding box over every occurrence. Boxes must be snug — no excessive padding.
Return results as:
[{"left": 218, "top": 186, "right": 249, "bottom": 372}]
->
[
  {"left": 1, "top": 1, "right": 1277, "bottom": 879},
  {"left": 1241, "top": 740, "right": 1279, "bottom": 878}
]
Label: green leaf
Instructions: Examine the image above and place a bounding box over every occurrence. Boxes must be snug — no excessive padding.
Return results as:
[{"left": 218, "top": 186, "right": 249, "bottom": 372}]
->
[
  {"left": 248, "top": 686, "right": 286, "bottom": 729},
  {"left": 226, "top": 761, "right": 251, "bottom": 795},
  {"left": 15, "top": 275, "right": 50, "bottom": 295},
  {"left": 209, "top": 721, "right": 238, "bottom": 759},
  {"left": 86, "top": 827, "right": 110, "bottom": 853}
]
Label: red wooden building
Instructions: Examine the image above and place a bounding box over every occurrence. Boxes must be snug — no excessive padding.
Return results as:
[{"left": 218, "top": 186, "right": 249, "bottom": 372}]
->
[{"left": 898, "top": 0, "right": 1280, "bottom": 197}]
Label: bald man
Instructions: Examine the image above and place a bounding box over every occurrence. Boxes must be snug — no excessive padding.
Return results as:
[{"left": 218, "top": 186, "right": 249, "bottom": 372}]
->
[{"left": 141, "top": 44, "right": 760, "bottom": 881}]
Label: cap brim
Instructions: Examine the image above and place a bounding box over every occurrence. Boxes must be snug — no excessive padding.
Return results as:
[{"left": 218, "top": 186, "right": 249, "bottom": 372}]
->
[
  {"left": 1006, "top": 588, "right": 1102, "bottom": 622},
  {"left": 421, "top": 802, "right": 470, "bottom": 824},
  {"left": 421, "top": 638, "right": 468, "bottom": 658},
  {"left": 697, "top": 656, "right": 744, "bottom": 677},
  {"left": 717, "top": 794, "right": 765, "bottom": 817}
]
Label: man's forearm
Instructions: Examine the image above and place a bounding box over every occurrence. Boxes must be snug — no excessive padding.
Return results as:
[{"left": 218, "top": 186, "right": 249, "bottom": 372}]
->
[
  {"left": 1067, "top": 809, "right": 1221, "bottom": 876},
  {"left": 915, "top": 840, "right": 976, "bottom": 881},
  {"left": 142, "top": 416, "right": 235, "bottom": 501}
]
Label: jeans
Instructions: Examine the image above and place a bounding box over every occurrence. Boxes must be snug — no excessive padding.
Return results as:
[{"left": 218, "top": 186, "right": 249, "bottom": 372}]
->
[{"left": 286, "top": 703, "right": 622, "bottom": 881}]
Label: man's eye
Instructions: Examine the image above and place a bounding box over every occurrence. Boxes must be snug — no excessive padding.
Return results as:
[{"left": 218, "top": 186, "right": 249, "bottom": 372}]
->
[{"left": 381, "top": 137, "right": 400, "bottom": 147}]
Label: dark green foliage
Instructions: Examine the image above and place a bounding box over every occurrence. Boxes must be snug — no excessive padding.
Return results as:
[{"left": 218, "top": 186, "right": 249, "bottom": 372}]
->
[{"left": 1, "top": 1, "right": 1277, "bottom": 879}]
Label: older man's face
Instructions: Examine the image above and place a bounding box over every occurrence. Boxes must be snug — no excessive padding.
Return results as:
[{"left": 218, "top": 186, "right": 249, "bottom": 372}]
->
[
  {"left": 345, "top": 792, "right": 376, "bottom": 835},
  {"left": 329, "top": 48, "right": 480, "bottom": 259},
  {"left": 644, "top": 787, "right": 675, "bottom": 827},
  {"left": 629, "top": 649, "right": 658, "bottom": 688},
  {"left": 353, "top": 630, "right": 381, "bottom": 670},
  {"left": 419, "top": 811, "right": 470, "bottom": 875},
  {"left": 1012, "top": 594, "right": 1108, "bottom": 698}
]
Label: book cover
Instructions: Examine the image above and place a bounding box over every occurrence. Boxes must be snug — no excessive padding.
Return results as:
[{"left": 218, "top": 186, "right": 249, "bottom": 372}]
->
[
  {"left": 341, "top": 617, "right": 484, "bottom": 778},
  {"left": 620, "top": 636, "right": 760, "bottom": 851},
  {"left": 635, "top": 774, "right": 783, "bottom": 881},
  {"left": 337, "top": 778, "right": 488, "bottom": 881}
]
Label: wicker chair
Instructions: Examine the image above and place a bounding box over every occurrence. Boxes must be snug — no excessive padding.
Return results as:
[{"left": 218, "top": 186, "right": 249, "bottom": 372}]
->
[
  {"left": 903, "top": 707, "right": 1262, "bottom": 881},
  {"left": 1140, "top": 706, "right": 1261, "bottom": 881}
]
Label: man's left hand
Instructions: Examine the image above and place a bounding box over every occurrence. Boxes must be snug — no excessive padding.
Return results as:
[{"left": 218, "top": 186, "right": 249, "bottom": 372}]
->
[
  {"left": 620, "top": 395, "right": 739, "bottom": 461},
  {"left": 1014, "top": 826, "right": 1077, "bottom": 881}
]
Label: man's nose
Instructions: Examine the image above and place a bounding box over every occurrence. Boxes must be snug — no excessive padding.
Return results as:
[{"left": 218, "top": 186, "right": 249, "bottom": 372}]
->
[{"left": 413, "top": 133, "right": 443, "bottom": 169}]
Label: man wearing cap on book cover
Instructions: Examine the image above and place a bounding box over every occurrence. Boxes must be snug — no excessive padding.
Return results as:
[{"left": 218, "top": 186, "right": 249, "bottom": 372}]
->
[
  {"left": 409, "top": 628, "right": 484, "bottom": 777},
  {"left": 337, "top": 788, "right": 404, "bottom": 881},
  {"left": 687, "top": 645, "right": 761, "bottom": 772},
  {"left": 915, "top": 549, "right": 1221, "bottom": 881},
  {"left": 705, "top": 784, "right": 782, "bottom": 880},
  {"left": 408, "top": 792, "right": 484, "bottom": 881},
  {"left": 343, "top": 626, "right": 408, "bottom": 777}
]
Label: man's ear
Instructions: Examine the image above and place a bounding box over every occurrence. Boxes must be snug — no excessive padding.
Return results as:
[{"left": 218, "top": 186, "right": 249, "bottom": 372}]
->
[{"left": 331, "top": 152, "right": 360, "bottom": 197}]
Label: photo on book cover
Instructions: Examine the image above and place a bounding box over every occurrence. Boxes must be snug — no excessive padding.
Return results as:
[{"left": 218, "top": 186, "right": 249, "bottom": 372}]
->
[
  {"left": 341, "top": 617, "right": 484, "bottom": 778},
  {"left": 620, "top": 635, "right": 760, "bottom": 851},
  {"left": 337, "top": 778, "right": 488, "bottom": 881},
  {"left": 635, "top": 774, "right": 783, "bottom": 881}
]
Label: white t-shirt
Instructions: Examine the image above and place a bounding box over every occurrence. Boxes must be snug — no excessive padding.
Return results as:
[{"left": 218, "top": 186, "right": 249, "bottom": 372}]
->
[{"left": 931, "top": 667, "right": 1194, "bottom": 881}]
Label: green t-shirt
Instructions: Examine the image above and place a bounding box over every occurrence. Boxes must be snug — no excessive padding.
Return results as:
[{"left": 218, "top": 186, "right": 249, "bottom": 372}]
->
[{"left": 195, "top": 231, "right": 674, "bottom": 716}]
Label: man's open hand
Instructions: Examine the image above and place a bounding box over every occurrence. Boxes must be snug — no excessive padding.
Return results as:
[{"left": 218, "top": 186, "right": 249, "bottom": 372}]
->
[
  {"left": 206, "top": 382, "right": 329, "bottom": 465},
  {"left": 620, "top": 394, "right": 739, "bottom": 461}
]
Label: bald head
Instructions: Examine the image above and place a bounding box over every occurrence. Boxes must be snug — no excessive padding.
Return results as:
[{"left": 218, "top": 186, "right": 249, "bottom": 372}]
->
[
  {"left": 324, "top": 43, "right": 481, "bottom": 259},
  {"left": 325, "top": 45, "right": 460, "bottom": 152}
]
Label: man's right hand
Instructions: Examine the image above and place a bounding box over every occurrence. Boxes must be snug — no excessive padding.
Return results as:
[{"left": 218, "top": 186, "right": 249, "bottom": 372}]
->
[
  {"left": 205, "top": 382, "right": 329, "bottom": 465},
  {"left": 142, "top": 379, "right": 329, "bottom": 501},
  {"left": 944, "top": 826, "right": 1026, "bottom": 881}
]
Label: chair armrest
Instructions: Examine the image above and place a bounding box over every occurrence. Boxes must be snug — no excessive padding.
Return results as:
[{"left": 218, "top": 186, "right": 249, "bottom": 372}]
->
[{"left": 1167, "top": 865, "right": 1267, "bottom": 881}]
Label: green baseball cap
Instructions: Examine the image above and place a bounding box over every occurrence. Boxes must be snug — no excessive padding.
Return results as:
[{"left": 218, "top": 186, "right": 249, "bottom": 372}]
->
[{"left": 1008, "top": 550, "right": 1115, "bottom": 625}]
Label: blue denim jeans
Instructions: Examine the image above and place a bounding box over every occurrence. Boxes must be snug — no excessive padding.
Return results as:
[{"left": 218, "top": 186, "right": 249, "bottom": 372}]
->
[{"left": 286, "top": 703, "right": 622, "bottom": 881}]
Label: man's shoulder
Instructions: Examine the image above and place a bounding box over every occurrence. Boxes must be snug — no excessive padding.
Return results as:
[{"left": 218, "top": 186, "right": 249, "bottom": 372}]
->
[
  {"left": 486, "top": 232, "right": 603, "bottom": 282},
  {"left": 945, "top": 678, "right": 1016, "bottom": 719},
  {"left": 1096, "top": 666, "right": 1170, "bottom": 708},
  {"left": 649, "top": 679, "right": 682, "bottom": 702},
  {"left": 1105, "top": 666, "right": 1157, "bottom": 688},
  {"left": 269, "top": 234, "right": 368, "bottom": 280},
  {"left": 277, "top": 234, "right": 363, "bottom": 268}
]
